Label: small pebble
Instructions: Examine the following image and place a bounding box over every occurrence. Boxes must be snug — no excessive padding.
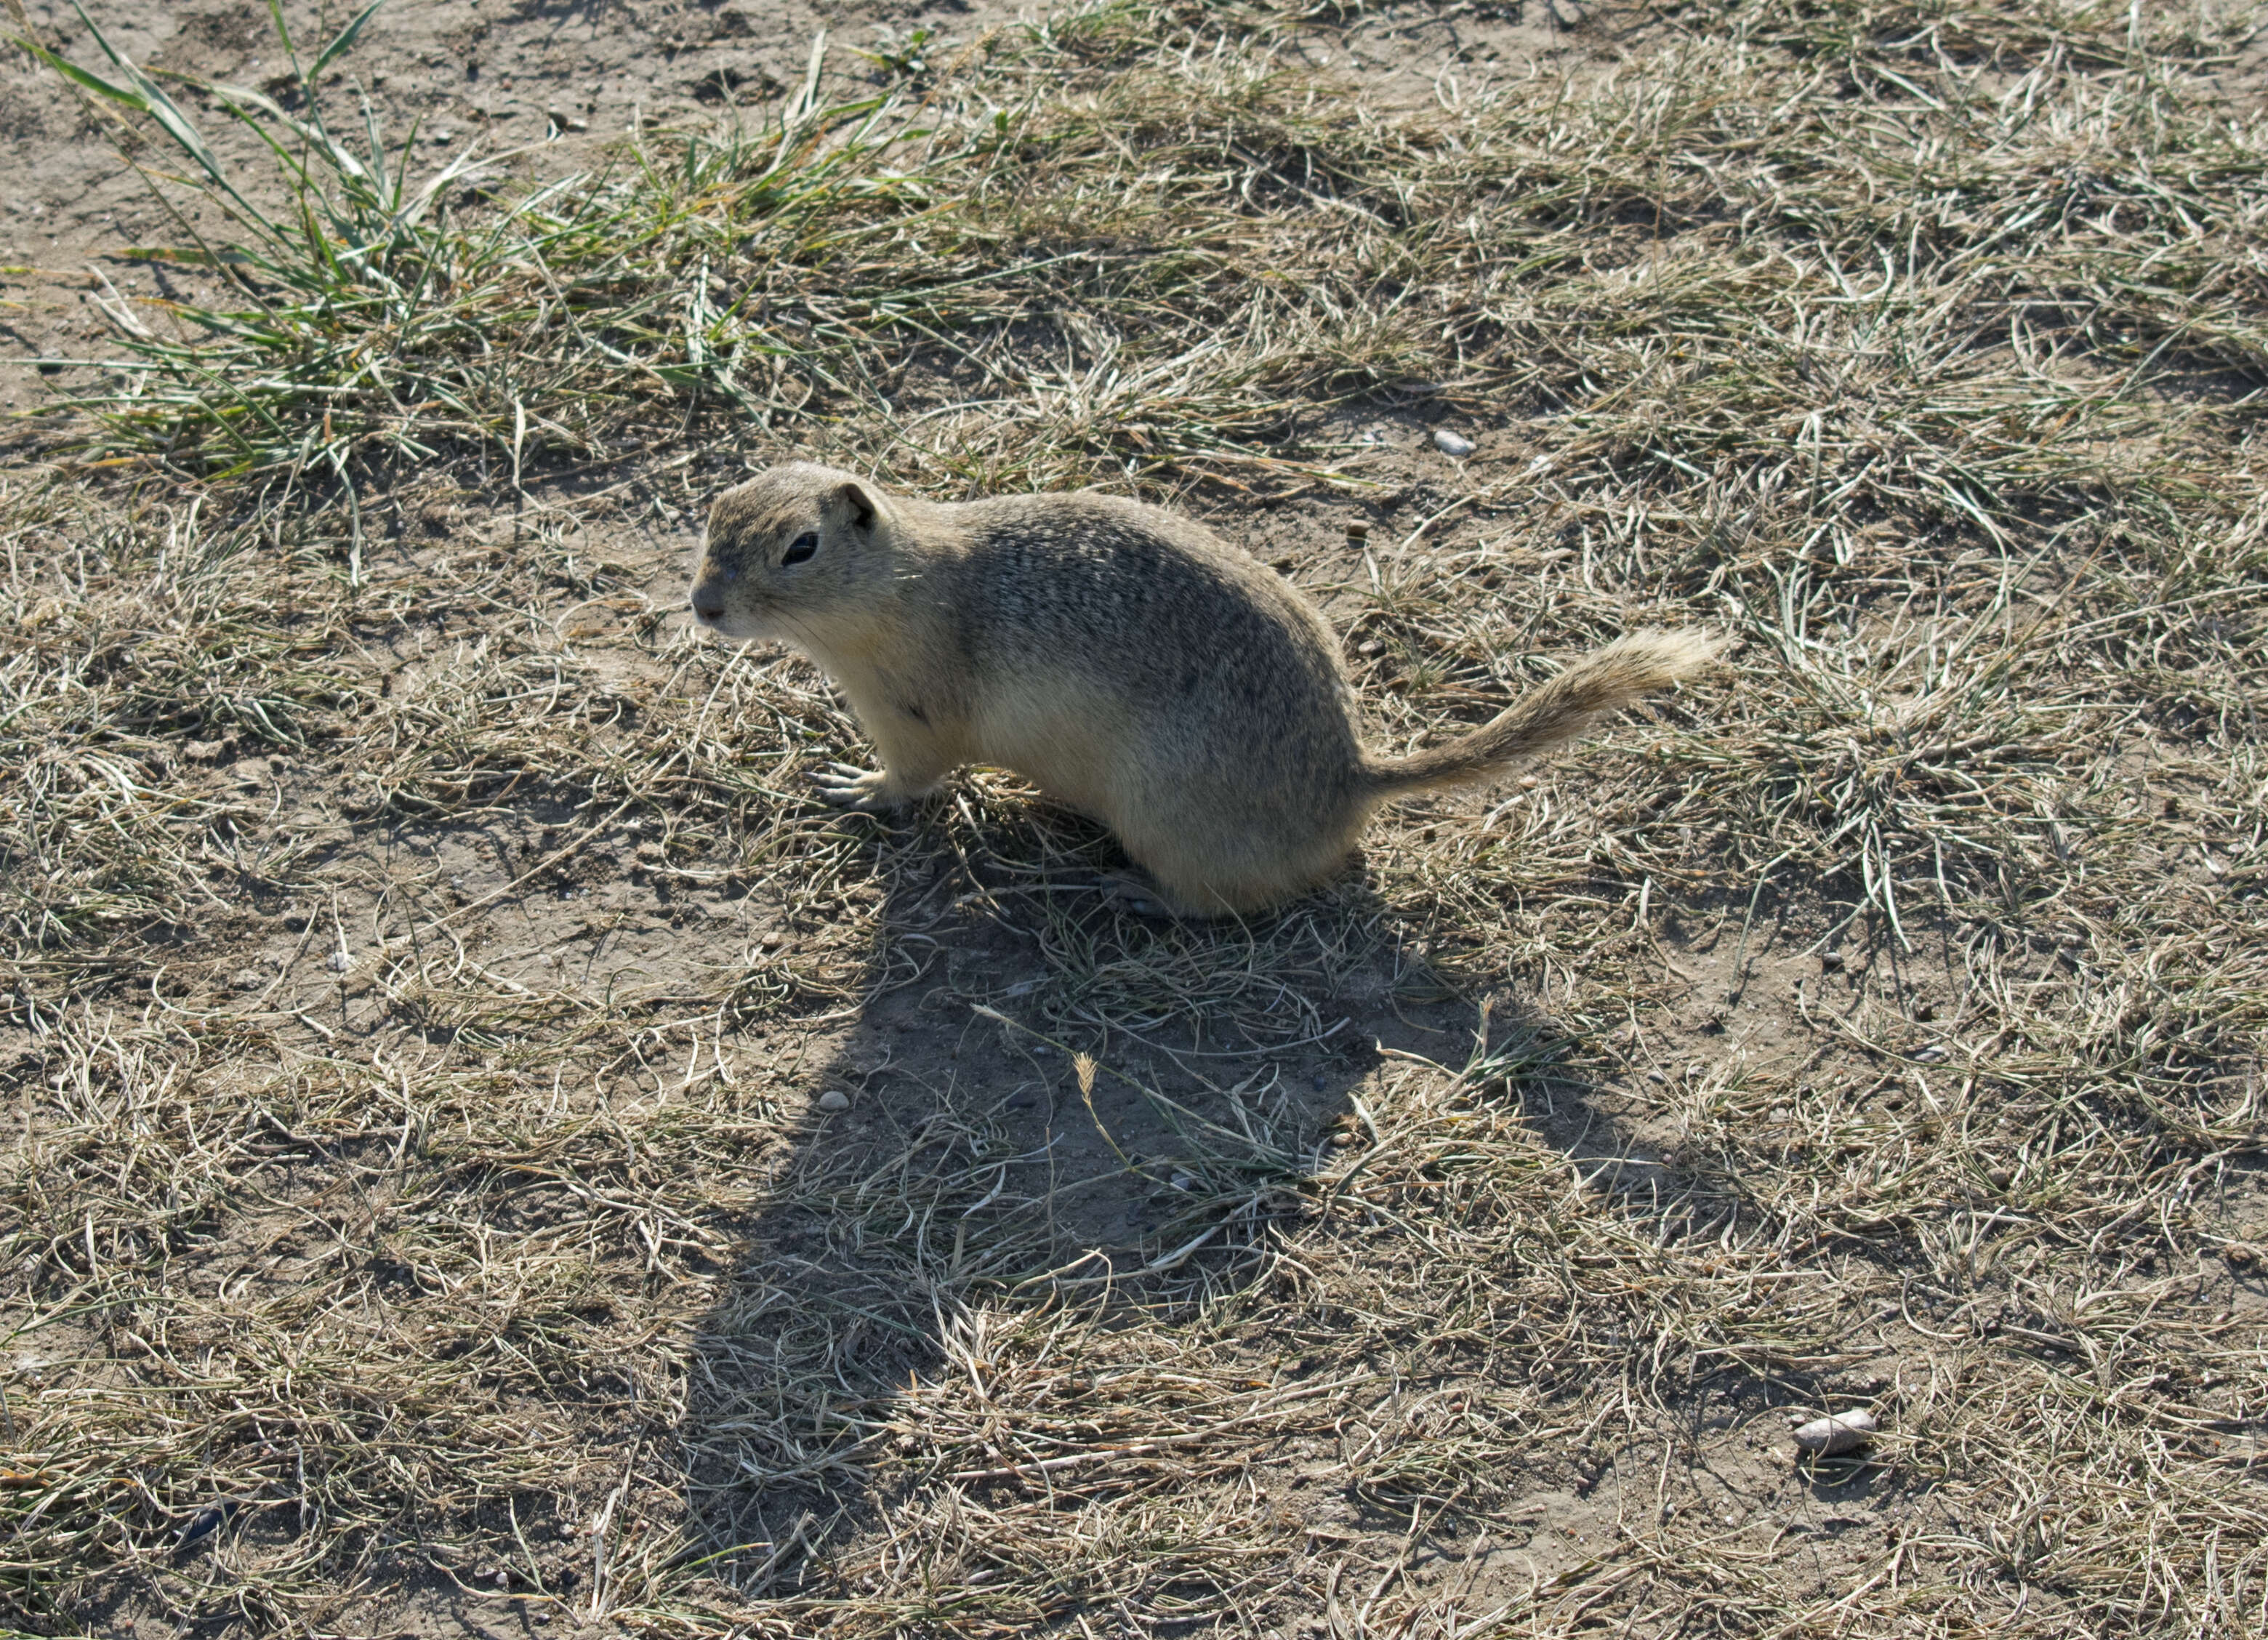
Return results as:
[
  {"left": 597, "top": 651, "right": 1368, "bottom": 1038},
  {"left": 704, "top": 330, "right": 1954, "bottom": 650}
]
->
[
  {"left": 1912, "top": 1044, "right": 1948, "bottom": 1064},
  {"left": 1345, "top": 521, "right": 1370, "bottom": 544},
  {"left": 176, "top": 1501, "right": 236, "bottom": 1546},
  {"left": 1819, "top": 949, "right": 1843, "bottom": 971},
  {"left": 1792, "top": 1409, "right": 1877, "bottom": 1457},
  {"left": 1433, "top": 428, "right": 1476, "bottom": 457},
  {"left": 1170, "top": 1172, "right": 1198, "bottom": 1192},
  {"left": 326, "top": 950, "right": 352, "bottom": 973},
  {"left": 816, "top": 1089, "right": 851, "bottom": 1113}
]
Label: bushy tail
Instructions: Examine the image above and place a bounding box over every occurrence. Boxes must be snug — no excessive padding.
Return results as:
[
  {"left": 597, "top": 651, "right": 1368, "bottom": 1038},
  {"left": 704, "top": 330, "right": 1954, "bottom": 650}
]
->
[{"left": 1361, "top": 630, "right": 1720, "bottom": 799}]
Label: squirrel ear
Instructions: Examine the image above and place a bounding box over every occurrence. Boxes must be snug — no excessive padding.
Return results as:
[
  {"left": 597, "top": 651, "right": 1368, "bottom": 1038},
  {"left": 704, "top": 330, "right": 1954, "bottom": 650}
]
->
[{"left": 838, "top": 482, "right": 877, "bottom": 532}]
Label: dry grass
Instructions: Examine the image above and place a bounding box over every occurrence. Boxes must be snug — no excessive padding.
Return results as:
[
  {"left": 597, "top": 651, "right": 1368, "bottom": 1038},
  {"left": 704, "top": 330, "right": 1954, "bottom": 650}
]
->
[{"left": 4, "top": 0, "right": 2268, "bottom": 1633}]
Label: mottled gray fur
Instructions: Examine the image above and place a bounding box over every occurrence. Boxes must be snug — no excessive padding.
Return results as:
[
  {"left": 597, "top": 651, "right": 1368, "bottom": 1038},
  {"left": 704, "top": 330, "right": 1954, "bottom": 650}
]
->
[{"left": 689, "top": 462, "right": 1716, "bottom": 916}]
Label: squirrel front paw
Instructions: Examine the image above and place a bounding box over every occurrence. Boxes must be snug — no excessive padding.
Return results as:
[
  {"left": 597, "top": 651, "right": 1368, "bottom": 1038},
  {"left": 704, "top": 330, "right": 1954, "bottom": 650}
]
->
[{"left": 812, "top": 762, "right": 912, "bottom": 812}]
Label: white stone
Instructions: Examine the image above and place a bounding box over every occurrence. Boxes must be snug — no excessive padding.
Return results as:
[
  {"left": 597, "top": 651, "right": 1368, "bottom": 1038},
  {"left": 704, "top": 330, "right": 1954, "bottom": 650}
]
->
[{"left": 1792, "top": 1409, "right": 1877, "bottom": 1456}]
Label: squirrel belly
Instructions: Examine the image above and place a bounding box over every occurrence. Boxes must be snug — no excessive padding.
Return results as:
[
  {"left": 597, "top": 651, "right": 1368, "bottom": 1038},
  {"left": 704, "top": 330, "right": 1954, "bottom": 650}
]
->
[{"left": 689, "top": 465, "right": 1717, "bottom": 917}]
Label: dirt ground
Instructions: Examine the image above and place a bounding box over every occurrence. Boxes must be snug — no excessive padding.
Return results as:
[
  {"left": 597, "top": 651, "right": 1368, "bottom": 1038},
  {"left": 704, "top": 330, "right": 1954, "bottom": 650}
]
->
[{"left": 4, "top": 0, "right": 2268, "bottom": 1636}]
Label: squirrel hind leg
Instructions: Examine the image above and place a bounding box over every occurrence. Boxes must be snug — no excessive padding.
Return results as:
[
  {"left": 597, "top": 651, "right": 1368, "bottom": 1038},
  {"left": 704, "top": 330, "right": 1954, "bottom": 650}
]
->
[
  {"left": 1099, "top": 846, "right": 1348, "bottom": 922},
  {"left": 1098, "top": 773, "right": 1371, "bottom": 920},
  {"left": 1098, "top": 867, "right": 1266, "bottom": 922},
  {"left": 1097, "top": 869, "right": 1190, "bottom": 920}
]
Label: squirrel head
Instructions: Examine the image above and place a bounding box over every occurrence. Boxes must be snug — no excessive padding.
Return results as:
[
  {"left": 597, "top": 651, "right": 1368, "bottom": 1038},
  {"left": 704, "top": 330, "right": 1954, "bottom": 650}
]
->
[{"left": 689, "top": 463, "right": 893, "bottom": 644}]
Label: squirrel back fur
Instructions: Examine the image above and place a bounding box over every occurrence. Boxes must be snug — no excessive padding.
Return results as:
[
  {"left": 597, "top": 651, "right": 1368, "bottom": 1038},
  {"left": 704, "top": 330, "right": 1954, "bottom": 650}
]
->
[{"left": 690, "top": 463, "right": 1716, "bottom": 916}]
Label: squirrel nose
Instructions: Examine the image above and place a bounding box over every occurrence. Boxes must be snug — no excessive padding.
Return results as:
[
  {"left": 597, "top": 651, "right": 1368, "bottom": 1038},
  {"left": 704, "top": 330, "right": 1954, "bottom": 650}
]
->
[{"left": 691, "top": 588, "right": 725, "bottom": 623}]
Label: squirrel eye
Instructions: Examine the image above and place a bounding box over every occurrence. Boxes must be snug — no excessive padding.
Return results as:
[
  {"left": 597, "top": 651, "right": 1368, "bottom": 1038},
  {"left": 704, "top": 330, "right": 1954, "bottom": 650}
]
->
[{"left": 781, "top": 531, "right": 819, "bottom": 566}]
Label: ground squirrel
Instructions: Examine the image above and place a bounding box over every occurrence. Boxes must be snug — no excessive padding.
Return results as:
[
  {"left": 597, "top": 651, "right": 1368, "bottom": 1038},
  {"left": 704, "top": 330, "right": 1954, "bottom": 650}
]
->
[{"left": 689, "top": 463, "right": 1716, "bottom": 917}]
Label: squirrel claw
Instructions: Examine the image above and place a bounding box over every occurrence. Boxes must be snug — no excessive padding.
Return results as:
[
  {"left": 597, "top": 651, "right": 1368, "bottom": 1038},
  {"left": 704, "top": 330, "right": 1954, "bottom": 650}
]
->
[
  {"left": 1098, "top": 871, "right": 1177, "bottom": 920},
  {"left": 811, "top": 763, "right": 900, "bottom": 811}
]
